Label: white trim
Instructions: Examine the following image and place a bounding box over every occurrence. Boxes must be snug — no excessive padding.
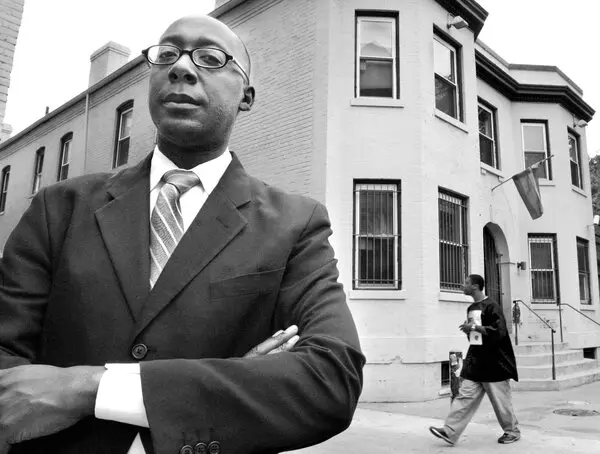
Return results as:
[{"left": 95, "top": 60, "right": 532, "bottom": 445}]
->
[
  {"left": 439, "top": 292, "right": 471, "bottom": 303},
  {"left": 478, "top": 103, "right": 498, "bottom": 168},
  {"left": 434, "top": 109, "right": 468, "bottom": 133},
  {"left": 480, "top": 163, "right": 504, "bottom": 179},
  {"left": 521, "top": 122, "right": 550, "bottom": 180},
  {"left": 350, "top": 98, "right": 405, "bottom": 108},
  {"left": 433, "top": 36, "right": 460, "bottom": 120},
  {"left": 349, "top": 289, "right": 407, "bottom": 300}
]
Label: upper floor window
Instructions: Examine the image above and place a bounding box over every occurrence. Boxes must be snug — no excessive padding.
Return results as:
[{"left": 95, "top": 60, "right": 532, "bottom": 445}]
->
[
  {"left": 577, "top": 237, "right": 591, "bottom": 305},
  {"left": 0, "top": 166, "right": 9, "bottom": 213},
  {"left": 58, "top": 133, "right": 72, "bottom": 182},
  {"left": 356, "top": 14, "right": 398, "bottom": 98},
  {"left": 439, "top": 188, "right": 469, "bottom": 291},
  {"left": 528, "top": 234, "right": 559, "bottom": 303},
  {"left": 113, "top": 101, "right": 133, "bottom": 168},
  {"left": 434, "top": 34, "right": 462, "bottom": 120},
  {"left": 353, "top": 181, "right": 401, "bottom": 289},
  {"left": 32, "top": 147, "right": 45, "bottom": 194},
  {"left": 521, "top": 121, "right": 552, "bottom": 180},
  {"left": 478, "top": 103, "right": 498, "bottom": 169},
  {"left": 569, "top": 132, "right": 583, "bottom": 189}
]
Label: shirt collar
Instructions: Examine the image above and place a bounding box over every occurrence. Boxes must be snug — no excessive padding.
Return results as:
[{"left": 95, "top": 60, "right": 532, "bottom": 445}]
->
[{"left": 149, "top": 146, "right": 232, "bottom": 195}]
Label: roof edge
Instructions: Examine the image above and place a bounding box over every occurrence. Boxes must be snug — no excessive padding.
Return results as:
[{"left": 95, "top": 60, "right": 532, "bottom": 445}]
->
[{"left": 433, "top": 0, "right": 488, "bottom": 37}]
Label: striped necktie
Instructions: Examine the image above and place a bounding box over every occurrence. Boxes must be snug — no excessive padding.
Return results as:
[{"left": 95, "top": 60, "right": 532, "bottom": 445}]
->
[{"left": 149, "top": 169, "right": 200, "bottom": 288}]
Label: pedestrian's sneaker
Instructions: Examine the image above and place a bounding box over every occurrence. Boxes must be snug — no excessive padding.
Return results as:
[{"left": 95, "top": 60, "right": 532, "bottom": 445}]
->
[
  {"left": 498, "top": 433, "right": 521, "bottom": 444},
  {"left": 429, "top": 426, "right": 454, "bottom": 446}
]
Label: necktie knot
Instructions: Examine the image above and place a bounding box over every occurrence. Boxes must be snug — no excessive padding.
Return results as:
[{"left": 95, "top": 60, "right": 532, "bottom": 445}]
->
[{"left": 162, "top": 169, "right": 200, "bottom": 195}]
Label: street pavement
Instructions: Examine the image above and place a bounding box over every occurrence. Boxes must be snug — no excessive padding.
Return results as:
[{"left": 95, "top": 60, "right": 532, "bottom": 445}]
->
[{"left": 289, "top": 381, "right": 600, "bottom": 453}]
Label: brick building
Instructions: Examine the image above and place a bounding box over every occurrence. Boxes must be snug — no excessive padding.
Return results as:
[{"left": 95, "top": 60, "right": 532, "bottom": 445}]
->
[
  {"left": 0, "top": 0, "right": 598, "bottom": 401},
  {"left": 0, "top": 0, "right": 25, "bottom": 141}
]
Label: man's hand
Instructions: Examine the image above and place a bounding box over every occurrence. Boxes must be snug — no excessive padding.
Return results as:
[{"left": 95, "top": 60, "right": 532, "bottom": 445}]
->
[
  {"left": 459, "top": 321, "right": 474, "bottom": 334},
  {"left": 244, "top": 325, "right": 299, "bottom": 358},
  {"left": 0, "top": 364, "right": 104, "bottom": 446}
]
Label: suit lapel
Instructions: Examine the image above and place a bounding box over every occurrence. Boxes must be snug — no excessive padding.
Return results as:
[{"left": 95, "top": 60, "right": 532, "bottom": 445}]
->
[
  {"left": 133, "top": 153, "right": 252, "bottom": 338},
  {"left": 95, "top": 155, "right": 152, "bottom": 321}
]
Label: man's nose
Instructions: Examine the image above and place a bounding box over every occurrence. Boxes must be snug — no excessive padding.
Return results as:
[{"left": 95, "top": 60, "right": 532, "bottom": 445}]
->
[{"left": 167, "top": 53, "right": 198, "bottom": 84}]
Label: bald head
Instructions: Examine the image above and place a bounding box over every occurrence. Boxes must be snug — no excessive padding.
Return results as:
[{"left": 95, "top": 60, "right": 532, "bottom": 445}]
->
[{"left": 160, "top": 15, "right": 251, "bottom": 79}]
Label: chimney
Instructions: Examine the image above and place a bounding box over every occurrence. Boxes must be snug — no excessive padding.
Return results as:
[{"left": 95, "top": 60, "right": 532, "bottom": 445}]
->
[
  {"left": 88, "top": 41, "right": 131, "bottom": 87},
  {"left": 0, "top": 124, "right": 12, "bottom": 142}
]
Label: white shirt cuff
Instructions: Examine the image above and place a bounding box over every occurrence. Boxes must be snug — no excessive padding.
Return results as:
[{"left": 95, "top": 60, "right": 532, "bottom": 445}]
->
[{"left": 94, "top": 363, "right": 149, "bottom": 428}]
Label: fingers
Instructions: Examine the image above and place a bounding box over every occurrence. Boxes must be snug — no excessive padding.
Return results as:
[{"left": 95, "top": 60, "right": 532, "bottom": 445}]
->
[
  {"left": 267, "top": 335, "right": 300, "bottom": 355},
  {"left": 243, "top": 325, "right": 298, "bottom": 358}
]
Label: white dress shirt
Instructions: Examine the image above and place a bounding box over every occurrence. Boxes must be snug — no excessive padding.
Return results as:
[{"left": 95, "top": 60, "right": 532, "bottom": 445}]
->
[{"left": 94, "top": 146, "right": 232, "bottom": 454}]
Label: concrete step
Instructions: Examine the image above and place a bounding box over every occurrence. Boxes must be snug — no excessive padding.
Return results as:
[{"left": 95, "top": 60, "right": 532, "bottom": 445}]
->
[
  {"left": 513, "top": 367, "right": 600, "bottom": 391},
  {"left": 518, "top": 359, "right": 599, "bottom": 380},
  {"left": 516, "top": 349, "right": 584, "bottom": 366},
  {"left": 514, "top": 342, "right": 569, "bottom": 355}
]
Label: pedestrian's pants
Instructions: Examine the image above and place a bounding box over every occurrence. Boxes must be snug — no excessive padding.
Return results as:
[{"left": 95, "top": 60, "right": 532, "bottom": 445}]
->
[{"left": 444, "top": 378, "right": 520, "bottom": 442}]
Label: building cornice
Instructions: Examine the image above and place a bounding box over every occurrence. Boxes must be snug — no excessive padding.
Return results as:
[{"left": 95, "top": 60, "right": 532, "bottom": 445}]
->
[
  {"left": 0, "top": 54, "right": 147, "bottom": 152},
  {"left": 476, "top": 50, "right": 595, "bottom": 122},
  {"left": 433, "top": 0, "right": 488, "bottom": 37}
]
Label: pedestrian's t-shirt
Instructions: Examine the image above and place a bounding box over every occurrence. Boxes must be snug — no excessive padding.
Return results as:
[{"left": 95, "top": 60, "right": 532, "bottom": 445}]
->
[{"left": 460, "top": 298, "right": 518, "bottom": 383}]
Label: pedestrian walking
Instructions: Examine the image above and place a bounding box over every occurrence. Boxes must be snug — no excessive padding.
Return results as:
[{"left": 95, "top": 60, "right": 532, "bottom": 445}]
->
[{"left": 429, "top": 274, "right": 520, "bottom": 446}]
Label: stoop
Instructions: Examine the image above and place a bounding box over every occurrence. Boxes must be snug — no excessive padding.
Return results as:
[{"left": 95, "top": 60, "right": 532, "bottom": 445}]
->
[{"left": 513, "top": 342, "right": 600, "bottom": 391}]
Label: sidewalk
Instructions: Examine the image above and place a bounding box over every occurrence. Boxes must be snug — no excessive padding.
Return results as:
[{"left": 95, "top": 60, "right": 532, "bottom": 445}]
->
[{"left": 289, "top": 381, "right": 600, "bottom": 453}]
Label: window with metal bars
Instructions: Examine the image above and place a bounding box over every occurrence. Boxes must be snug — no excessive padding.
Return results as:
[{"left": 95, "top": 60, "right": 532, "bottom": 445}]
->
[
  {"left": 353, "top": 181, "right": 401, "bottom": 289},
  {"left": 439, "top": 189, "right": 469, "bottom": 291},
  {"left": 528, "top": 234, "right": 559, "bottom": 303},
  {"left": 577, "top": 237, "right": 591, "bottom": 305}
]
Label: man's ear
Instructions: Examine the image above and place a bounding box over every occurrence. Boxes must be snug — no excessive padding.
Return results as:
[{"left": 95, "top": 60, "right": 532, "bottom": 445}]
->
[{"left": 239, "top": 85, "right": 255, "bottom": 112}]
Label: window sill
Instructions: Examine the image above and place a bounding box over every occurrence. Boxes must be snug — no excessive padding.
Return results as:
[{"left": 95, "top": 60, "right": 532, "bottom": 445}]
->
[
  {"left": 539, "top": 180, "right": 556, "bottom": 187},
  {"left": 580, "top": 305, "right": 595, "bottom": 311},
  {"left": 571, "top": 186, "right": 587, "bottom": 197},
  {"left": 434, "top": 109, "right": 469, "bottom": 133},
  {"left": 348, "top": 289, "right": 407, "bottom": 300},
  {"left": 350, "top": 98, "right": 405, "bottom": 108},
  {"left": 439, "top": 291, "right": 471, "bottom": 303},
  {"left": 480, "top": 163, "right": 504, "bottom": 179}
]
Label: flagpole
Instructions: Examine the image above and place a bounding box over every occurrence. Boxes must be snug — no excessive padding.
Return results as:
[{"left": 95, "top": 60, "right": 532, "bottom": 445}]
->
[{"left": 490, "top": 154, "right": 555, "bottom": 192}]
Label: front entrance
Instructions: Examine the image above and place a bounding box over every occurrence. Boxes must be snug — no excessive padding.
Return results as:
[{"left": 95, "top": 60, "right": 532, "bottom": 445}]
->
[{"left": 483, "top": 226, "right": 502, "bottom": 305}]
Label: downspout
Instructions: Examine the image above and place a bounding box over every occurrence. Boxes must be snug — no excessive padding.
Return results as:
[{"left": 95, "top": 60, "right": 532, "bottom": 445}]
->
[{"left": 82, "top": 92, "right": 90, "bottom": 173}]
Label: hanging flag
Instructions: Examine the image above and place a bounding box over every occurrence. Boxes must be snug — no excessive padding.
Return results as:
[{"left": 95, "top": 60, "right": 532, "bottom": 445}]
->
[{"left": 512, "top": 167, "right": 543, "bottom": 219}]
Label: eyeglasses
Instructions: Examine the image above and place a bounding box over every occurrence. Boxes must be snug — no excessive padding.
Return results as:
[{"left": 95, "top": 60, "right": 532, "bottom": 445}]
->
[{"left": 142, "top": 44, "right": 250, "bottom": 83}]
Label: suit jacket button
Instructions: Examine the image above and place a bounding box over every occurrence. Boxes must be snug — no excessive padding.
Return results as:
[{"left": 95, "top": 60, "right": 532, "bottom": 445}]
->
[
  {"left": 180, "top": 445, "right": 194, "bottom": 454},
  {"left": 131, "top": 344, "right": 148, "bottom": 360},
  {"left": 194, "top": 442, "right": 207, "bottom": 454},
  {"left": 208, "top": 441, "right": 220, "bottom": 454}
]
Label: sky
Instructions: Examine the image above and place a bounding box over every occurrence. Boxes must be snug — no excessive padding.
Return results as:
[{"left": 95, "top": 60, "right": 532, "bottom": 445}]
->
[{"left": 4, "top": 0, "right": 599, "bottom": 156}]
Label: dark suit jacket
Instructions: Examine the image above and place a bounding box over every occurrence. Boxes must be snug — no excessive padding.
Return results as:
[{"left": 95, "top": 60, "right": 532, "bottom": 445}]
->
[{"left": 0, "top": 152, "right": 365, "bottom": 454}]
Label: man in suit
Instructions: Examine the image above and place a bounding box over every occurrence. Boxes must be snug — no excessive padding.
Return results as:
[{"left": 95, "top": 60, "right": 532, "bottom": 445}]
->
[{"left": 0, "top": 15, "right": 365, "bottom": 454}]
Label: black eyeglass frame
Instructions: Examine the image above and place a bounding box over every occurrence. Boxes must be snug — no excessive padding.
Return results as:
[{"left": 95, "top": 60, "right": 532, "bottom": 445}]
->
[{"left": 142, "top": 45, "right": 250, "bottom": 83}]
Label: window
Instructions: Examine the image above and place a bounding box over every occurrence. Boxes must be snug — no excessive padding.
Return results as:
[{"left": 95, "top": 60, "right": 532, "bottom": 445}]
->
[
  {"left": 32, "top": 147, "right": 45, "bottom": 194},
  {"left": 353, "top": 181, "right": 401, "bottom": 288},
  {"left": 434, "top": 34, "right": 461, "bottom": 120},
  {"left": 478, "top": 103, "right": 498, "bottom": 168},
  {"left": 528, "top": 234, "right": 559, "bottom": 303},
  {"left": 114, "top": 101, "right": 133, "bottom": 168},
  {"left": 521, "top": 122, "right": 551, "bottom": 180},
  {"left": 356, "top": 14, "right": 398, "bottom": 98},
  {"left": 439, "top": 189, "right": 469, "bottom": 291},
  {"left": 0, "top": 166, "right": 9, "bottom": 213},
  {"left": 58, "top": 133, "right": 72, "bottom": 181},
  {"left": 577, "top": 238, "right": 591, "bottom": 305},
  {"left": 569, "top": 132, "right": 583, "bottom": 189}
]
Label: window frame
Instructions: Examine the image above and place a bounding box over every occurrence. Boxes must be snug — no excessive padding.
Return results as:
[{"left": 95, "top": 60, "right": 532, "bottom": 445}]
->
[
  {"left": 352, "top": 180, "right": 401, "bottom": 289},
  {"left": 478, "top": 100, "right": 499, "bottom": 169},
  {"left": 113, "top": 100, "right": 134, "bottom": 168},
  {"left": 433, "top": 30, "right": 463, "bottom": 121},
  {"left": 521, "top": 120, "right": 552, "bottom": 180},
  {"left": 568, "top": 130, "right": 583, "bottom": 189},
  {"left": 0, "top": 166, "right": 9, "bottom": 214},
  {"left": 528, "top": 234, "right": 559, "bottom": 304},
  {"left": 57, "top": 133, "right": 72, "bottom": 182},
  {"left": 438, "top": 188, "right": 469, "bottom": 292},
  {"left": 355, "top": 12, "right": 399, "bottom": 99},
  {"left": 32, "top": 147, "right": 45, "bottom": 194},
  {"left": 576, "top": 237, "right": 591, "bottom": 305}
]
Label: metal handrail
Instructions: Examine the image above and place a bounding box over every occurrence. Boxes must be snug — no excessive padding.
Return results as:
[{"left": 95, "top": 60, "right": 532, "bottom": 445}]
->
[
  {"left": 512, "top": 299, "right": 556, "bottom": 380},
  {"left": 561, "top": 302, "right": 600, "bottom": 328}
]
